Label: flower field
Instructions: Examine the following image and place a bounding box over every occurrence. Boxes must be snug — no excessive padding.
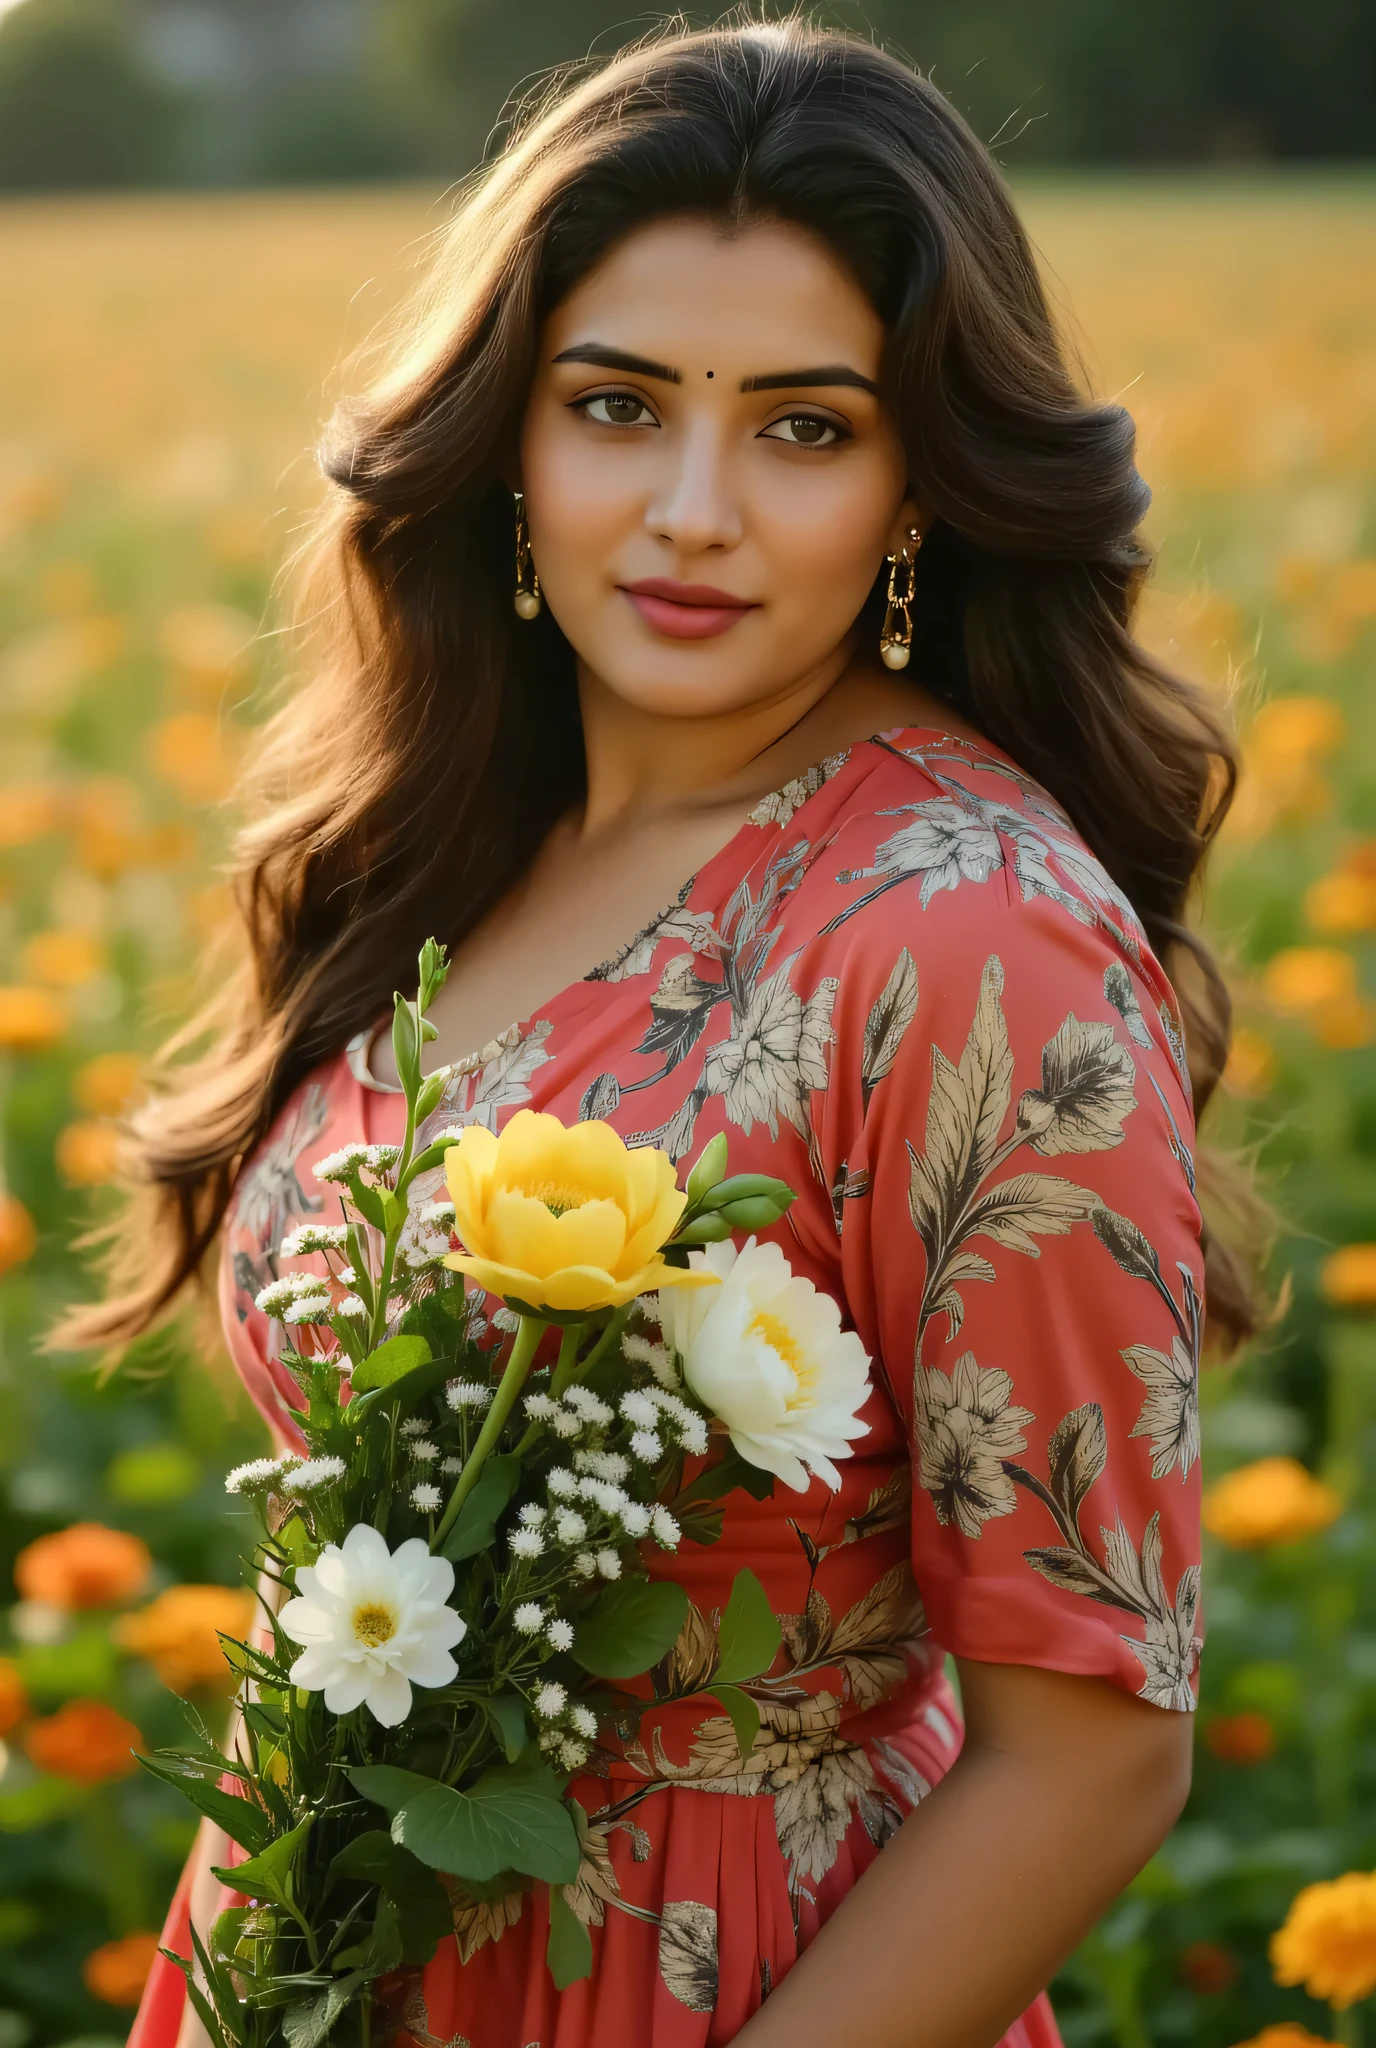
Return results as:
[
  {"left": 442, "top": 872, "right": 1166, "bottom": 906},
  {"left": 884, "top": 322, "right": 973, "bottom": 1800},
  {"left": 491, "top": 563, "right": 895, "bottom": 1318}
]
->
[{"left": 0, "top": 175, "right": 1374, "bottom": 2048}]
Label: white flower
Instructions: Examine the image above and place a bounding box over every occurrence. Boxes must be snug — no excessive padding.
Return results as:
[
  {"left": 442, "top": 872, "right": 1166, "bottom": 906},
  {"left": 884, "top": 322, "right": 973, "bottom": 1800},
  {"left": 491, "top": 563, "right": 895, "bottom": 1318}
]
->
[
  {"left": 335, "top": 1294, "right": 368, "bottom": 1319},
  {"left": 440, "top": 1456, "right": 463, "bottom": 1475},
  {"left": 558, "top": 1739, "right": 590, "bottom": 1769},
  {"left": 224, "top": 1457, "right": 284, "bottom": 1495},
  {"left": 280, "top": 1455, "right": 346, "bottom": 1492},
  {"left": 549, "top": 1410, "right": 581, "bottom": 1439},
  {"left": 570, "top": 1704, "right": 598, "bottom": 1739},
  {"left": 409, "top": 1439, "right": 439, "bottom": 1463},
  {"left": 620, "top": 1390, "right": 658, "bottom": 1428},
  {"left": 650, "top": 1506, "right": 680, "bottom": 1549},
  {"left": 629, "top": 1429, "right": 663, "bottom": 1464},
  {"left": 564, "top": 1387, "right": 613, "bottom": 1425},
  {"left": 546, "top": 1617, "right": 575, "bottom": 1651},
  {"left": 509, "top": 1528, "right": 545, "bottom": 1559},
  {"left": 283, "top": 1293, "right": 333, "bottom": 1325},
  {"left": 491, "top": 1306, "right": 521, "bottom": 1334},
  {"left": 447, "top": 1380, "right": 494, "bottom": 1410},
  {"left": 535, "top": 1683, "right": 567, "bottom": 1719},
  {"left": 410, "top": 1482, "right": 442, "bottom": 1512},
  {"left": 420, "top": 1198, "right": 456, "bottom": 1225},
  {"left": 513, "top": 1602, "right": 544, "bottom": 1635},
  {"left": 595, "top": 1548, "right": 623, "bottom": 1579},
  {"left": 617, "top": 1503, "right": 650, "bottom": 1538},
  {"left": 578, "top": 1478, "right": 630, "bottom": 1516},
  {"left": 572, "top": 1551, "right": 597, "bottom": 1579},
  {"left": 553, "top": 1509, "right": 587, "bottom": 1544},
  {"left": 338, "top": 1265, "right": 359, "bottom": 1286},
  {"left": 574, "top": 1450, "right": 631, "bottom": 1483},
  {"left": 278, "top": 1522, "right": 465, "bottom": 1727},
  {"left": 280, "top": 1223, "right": 350, "bottom": 1256},
  {"left": 677, "top": 1414, "right": 709, "bottom": 1456},
  {"left": 254, "top": 1271, "right": 325, "bottom": 1317},
  {"left": 657, "top": 1238, "right": 872, "bottom": 1492},
  {"left": 400, "top": 1418, "right": 428, "bottom": 1436},
  {"left": 547, "top": 1468, "right": 579, "bottom": 1498},
  {"left": 623, "top": 1332, "right": 678, "bottom": 1386},
  {"left": 523, "top": 1393, "right": 556, "bottom": 1420},
  {"left": 365, "top": 1144, "right": 400, "bottom": 1170},
  {"left": 312, "top": 1143, "right": 370, "bottom": 1182},
  {"left": 518, "top": 1503, "right": 547, "bottom": 1527}
]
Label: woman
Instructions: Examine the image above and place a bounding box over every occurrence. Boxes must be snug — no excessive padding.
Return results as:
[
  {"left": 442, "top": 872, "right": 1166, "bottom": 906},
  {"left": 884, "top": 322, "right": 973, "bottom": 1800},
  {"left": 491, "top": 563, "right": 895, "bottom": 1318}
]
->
[{"left": 65, "top": 20, "right": 1257, "bottom": 2048}]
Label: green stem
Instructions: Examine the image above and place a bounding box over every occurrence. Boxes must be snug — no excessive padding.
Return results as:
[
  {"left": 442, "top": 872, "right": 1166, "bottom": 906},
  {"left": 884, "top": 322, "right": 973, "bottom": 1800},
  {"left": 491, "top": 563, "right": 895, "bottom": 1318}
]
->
[
  {"left": 576, "top": 1302, "right": 635, "bottom": 1382},
  {"left": 431, "top": 1315, "right": 546, "bottom": 1548},
  {"left": 548, "top": 1323, "right": 583, "bottom": 1397},
  {"left": 1335, "top": 2007, "right": 1364, "bottom": 2048}
]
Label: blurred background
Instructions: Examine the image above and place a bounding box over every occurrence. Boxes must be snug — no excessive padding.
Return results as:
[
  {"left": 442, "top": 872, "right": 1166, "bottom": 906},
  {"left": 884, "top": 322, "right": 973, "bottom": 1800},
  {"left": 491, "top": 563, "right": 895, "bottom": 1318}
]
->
[{"left": 0, "top": 5, "right": 1373, "bottom": 2047}]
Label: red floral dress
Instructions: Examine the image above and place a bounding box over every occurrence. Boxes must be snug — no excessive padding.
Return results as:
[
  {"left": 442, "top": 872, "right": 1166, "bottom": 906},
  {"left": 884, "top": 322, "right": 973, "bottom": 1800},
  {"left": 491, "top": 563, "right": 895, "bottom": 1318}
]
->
[{"left": 131, "top": 724, "right": 1203, "bottom": 2048}]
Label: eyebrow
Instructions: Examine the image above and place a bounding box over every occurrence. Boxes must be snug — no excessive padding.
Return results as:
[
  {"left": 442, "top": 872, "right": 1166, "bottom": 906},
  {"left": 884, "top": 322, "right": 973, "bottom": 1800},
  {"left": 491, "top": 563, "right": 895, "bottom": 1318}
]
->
[
  {"left": 551, "top": 344, "right": 681, "bottom": 383},
  {"left": 741, "top": 365, "right": 880, "bottom": 397}
]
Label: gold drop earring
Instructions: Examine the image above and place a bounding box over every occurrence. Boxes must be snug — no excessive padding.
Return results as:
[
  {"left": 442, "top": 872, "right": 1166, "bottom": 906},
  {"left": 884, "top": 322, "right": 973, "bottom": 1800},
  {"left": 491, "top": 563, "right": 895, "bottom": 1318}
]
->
[
  {"left": 879, "top": 527, "right": 921, "bottom": 670},
  {"left": 513, "top": 490, "right": 541, "bottom": 619}
]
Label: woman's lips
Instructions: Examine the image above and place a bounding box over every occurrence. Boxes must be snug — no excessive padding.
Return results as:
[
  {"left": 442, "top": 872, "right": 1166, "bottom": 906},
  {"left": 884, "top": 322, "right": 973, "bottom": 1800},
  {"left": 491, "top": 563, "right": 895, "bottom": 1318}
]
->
[{"left": 620, "top": 578, "right": 758, "bottom": 641}]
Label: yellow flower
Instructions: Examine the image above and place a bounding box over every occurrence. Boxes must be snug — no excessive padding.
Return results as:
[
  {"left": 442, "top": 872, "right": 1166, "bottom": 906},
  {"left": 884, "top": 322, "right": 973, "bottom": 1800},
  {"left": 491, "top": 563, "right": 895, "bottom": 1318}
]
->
[
  {"left": 1222, "top": 1026, "right": 1277, "bottom": 1098},
  {"left": 1230, "top": 2027, "right": 1332, "bottom": 2048},
  {"left": 1250, "top": 695, "right": 1345, "bottom": 766},
  {"left": 1271, "top": 1870, "right": 1376, "bottom": 2008},
  {"left": 442, "top": 1109, "right": 715, "bottom": 1314},
  {"left": 1322, "top": 1244, "right": 1376, "bottom": 1308},
  {"left": 0, "top": 985, "right": 65, "bottom": 1053},
  {"left": 73, "top": 1051, "right": 142, "bottom": 1118},
  {"left": 114, "top": 1583, "right": 255, "bottom": 1694},
  {"left": 22, "top": 929, "right": 105, "bottom": 988},
  {"left": 147, "top": 710, "right": 239, "bottom": 805},
  {"left": 1264, "top": 946, "right": 1356, "bottom": 1015},
  {"left": 55, "top": 1119, "right": 122, "bottom": 1186},
  {"left": 0, "top": 1195, "right": 36, "bottom": 1277},
  {"left": 1305, "top": 869, "right": 1376, "bottom": 934},
  {"left": 1203, "top": 1457, "right": 1342, "bottom": 1549}
]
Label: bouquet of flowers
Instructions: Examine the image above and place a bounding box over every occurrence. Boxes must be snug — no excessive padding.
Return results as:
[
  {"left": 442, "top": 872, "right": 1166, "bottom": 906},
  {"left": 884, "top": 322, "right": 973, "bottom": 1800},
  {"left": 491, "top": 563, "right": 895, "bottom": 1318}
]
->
[{"left": 144, "top": 940, "right": 872, "bottom": 2048}]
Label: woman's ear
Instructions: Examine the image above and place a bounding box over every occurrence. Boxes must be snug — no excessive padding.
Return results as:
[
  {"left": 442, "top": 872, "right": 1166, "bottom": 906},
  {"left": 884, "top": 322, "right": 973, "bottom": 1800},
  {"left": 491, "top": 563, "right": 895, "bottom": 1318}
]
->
[{"left": 886, "top": 497, "right": 934, "bottom": 554}]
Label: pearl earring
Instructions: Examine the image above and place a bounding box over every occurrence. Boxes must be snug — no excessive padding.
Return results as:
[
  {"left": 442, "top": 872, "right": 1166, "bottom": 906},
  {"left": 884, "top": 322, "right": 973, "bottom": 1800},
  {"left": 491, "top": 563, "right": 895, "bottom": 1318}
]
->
[
  {"left": 513, "top": 491, "right": 541, "bottom": 620},
  {"left": 879, "top": 528, "right": 921, "bottom": 671}
]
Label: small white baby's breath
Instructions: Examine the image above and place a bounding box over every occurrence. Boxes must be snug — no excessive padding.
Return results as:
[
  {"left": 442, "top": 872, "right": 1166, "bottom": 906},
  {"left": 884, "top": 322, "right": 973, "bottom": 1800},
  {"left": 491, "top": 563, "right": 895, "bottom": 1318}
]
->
[
  {"left": 279, "top": 1223, "right": 349, "bottom": 1257},
  {"left": 312, "top": 1143, "right": 369, "bottom": 1182},
  {"left": 620, "top": 1390, "right": 658, "bottom": 1428},
  {"left": 553, "top": 1509, "right": 587, "bottom": 1544},
  {"left": 629, "top": 1429, "right": 663, "bottom": 1464},
  {"left": 558, "top": 1738, "right": 590, "bottom": 1769},
  {"left": 254, "top": 1271, "right": 323, "bottom": 1316},
  {"left": 491, "top": 1306, "right": 521, "bottom": 1334},
  {"left": 617, "top": 1502, "right": 651, "bottom": 1538},
  {"left": 570, "top": 1704, "right": 598, "bottom": 1739},
  {"left": 545, "top": 1617, "right": 575, "bottom": 1651},
  {"left": 224, "top": 1457, "right": 282, "bottom": 1495},
  {"left": 337, "top": 1265, "right": 359, "bottom": 1286},
  {"left": 571, "top": 1551, "right": 597, "bottom": 1579},
  {"left": 518, "top": 1503, "right": 547, "bottom": 1527},
  {"left": 283, "top": 1294, "right": 333, "bottom": 1325},
  {"left": 539, "top": 1728, "right": 562, "bottom": 1752},
  {"left": 440, "top": 1456, "right": 463, "bottom": 1475},
  {"left": 523, "top": 1393, "right": 556, "bottom": 1421},
  {"left": 595, "top": 1548, "right": 623, "bottom": 1579},
  {"left": 280, "top": 1455, "right": 346, "bottom": 1493},
  {"left": 535, "top": 1683, "right": 567, "bottom": 1719},
  {"left": 573, "top": 1449, "right": 631, "bottom": 1482},
  {"left": 677, "top": 1414, "right": 709, "bottom": 1457},
  {"left": 447, "top": 1380, "right": 494, "bottom": 1411},
  {"left": 509, "top": 1528, "right": 545, "bottom": 1559},
  {"left": 577, "top": 1478, "right": 629, "bottom": 1516},
  {"left": 564, "top": 1387, "right": 613, "bottom": 1425},
  {"left": 513, "top": 1602, "right": 544, "bottom": 1635},
  {"left": 400, "top": 1417, "right": 428, "bottom": 1435},
  {"left": 546, "top": 1468, "right": 579, "bottom": 1499},
  {"left": 334, "top": 1294, "right": 368, "bottom": 1319},
  {"left": 410, "top": 1482, "right": 442, "bottom": 1512},
  {"left": 650, "top": 1505, "right": 681, "bottom": 1549},
  {"left": 365, "top": 1143, "right": 400, "bottom": 1170},
  {"left": 409, "top": 1439, "right": 440, "bottom": 1463},
  {"left": 549, "top": 1410, "right": 581, "bottom": 1440},
  {"left": 624, "top": 1332, "right": 679, "bottom": 1387},
  {"left": 420, "top": 1198, "right": 456, "bottom": 1225}
]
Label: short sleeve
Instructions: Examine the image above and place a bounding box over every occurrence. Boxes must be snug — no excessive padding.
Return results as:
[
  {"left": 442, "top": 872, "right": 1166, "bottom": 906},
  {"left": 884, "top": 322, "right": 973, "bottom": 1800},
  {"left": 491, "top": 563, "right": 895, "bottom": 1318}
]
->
[{"left": 824, "top": 875, "right": 1204, "bottom": 1711}]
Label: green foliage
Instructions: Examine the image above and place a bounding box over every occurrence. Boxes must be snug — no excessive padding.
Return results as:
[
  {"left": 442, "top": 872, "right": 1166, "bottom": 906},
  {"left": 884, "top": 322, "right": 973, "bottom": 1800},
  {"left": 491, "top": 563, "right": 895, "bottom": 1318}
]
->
[
  {"left": 571, "top": 1579, "right": 689, "bottom": 1679},
  {"left": 0, "top": 1, "right": 187, "bottom": 190}
]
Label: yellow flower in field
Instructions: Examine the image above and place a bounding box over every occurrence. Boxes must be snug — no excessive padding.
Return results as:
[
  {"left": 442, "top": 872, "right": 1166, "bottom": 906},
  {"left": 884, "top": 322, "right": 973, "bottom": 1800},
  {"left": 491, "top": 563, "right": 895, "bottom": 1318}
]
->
[
  {"left": 1320, "top": 1244, "right": 1376, "bottom": 1308},
  {"left": 1249, "top": 695, "right": 1344, "bottom": 768},
  {"left": 159, "top": 602, "right": 256, "bottom": 696},
  {"left": 1271, "top": 1870, "right": 1376, "bottom": 2008},
  {"left": 71, "top": 777, "right": 146, "bottom": 880},
  {"left": 1230, "top": 2026, "right": 1332, "bottom": 2048},
  {"left": 114, "top": 1583, "right": 254, "bottom": 1694},
  {"left": 148, "top": 711, "right": 239, "bottom": 805},
  {"left": 0, "top": 985, "right": 65, "bottom": 1052},
  {"left": 73, "top": 1051, "right": 142, "bottom": 1118},
  {"left": 1203, "top": 1457, "right": 1342, "bottom": 1549},
  {"left": 1333, "top": 558, "right": 1376, "bottom": 623},
  {"left": 1304, "top": 869, "right": 1376, "bottom": 934},
  {"left": 1222, "top": 1026, "right": 1276, "bottom": 1098},
  {"left": 55, "top": 1119, "right": 122, "bottom": 1186},
  {"left": 442, "top": 1110, "right": 716, "bottom": 1314},
  {"left": 0, "top": 783, "right": 62, "bottom": 848},
  {"left": 0, "top": 1194, "right": 37, "bottom": 1277},
  {"left": 83, "top": 1930, "right": 161, "bottom": 2007},
  {"left": 1263, "top": 946, "right": 1355, "bottom": 1014},
  {"left": 22, "top": 929, "right": 105, "bottom": 988}
]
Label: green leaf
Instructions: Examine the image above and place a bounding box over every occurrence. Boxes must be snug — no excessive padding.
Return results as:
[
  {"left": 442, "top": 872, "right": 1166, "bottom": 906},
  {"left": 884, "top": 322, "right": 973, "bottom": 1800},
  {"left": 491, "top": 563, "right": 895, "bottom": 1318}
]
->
[
  {"left": 351, "top": 1334, "right": 432, "bottom": 1392},
  {"left": 714, "top": 1568, "right": 782, "bottom": 1683},
  {"left": 324, "top": 1832, "right": 453, "bottom": 1967},
  {"left": 349, "top": 1179, "right": 387, "bottom": 1231},
  {"left": 136, "top": 1754, "right": 273, "bottom": 1853},
  {"left": 282, "top": 1977, "right": 358, "bottom": 2048},
  {"left": 483, "top": 1692, "right": 531, "bottom": 1762},
  {"left": 707, "top": 1681, "right": 760, "bottom": 1762},
  {"left": 347, "top": 1756, "right": 580, "bottom": 1885},
  {"left": 572, "top": 1578, "right": 689, "bottom": 1679},
  {"left": 211, "top": 1813, "right": 313, "bottom": 1908},
  {"left": 438, "top": 1454, "right": 522, "bottom": 1561},
  {"left": 332, "top": 1891, "right": 405, "bottom": 1977},
  {"left": 672, "top": 1445, "right": 775, "bottom": 1512},
  {"left": 546, "top": 1882, "right": 593, "bottom": 1989}
]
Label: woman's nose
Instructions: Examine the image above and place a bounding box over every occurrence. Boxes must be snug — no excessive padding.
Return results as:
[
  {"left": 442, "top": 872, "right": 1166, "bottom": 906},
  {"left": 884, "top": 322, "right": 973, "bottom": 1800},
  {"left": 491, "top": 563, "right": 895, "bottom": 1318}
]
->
[{"left": 645, "top": 420, "right": 743, "bottom": 555}]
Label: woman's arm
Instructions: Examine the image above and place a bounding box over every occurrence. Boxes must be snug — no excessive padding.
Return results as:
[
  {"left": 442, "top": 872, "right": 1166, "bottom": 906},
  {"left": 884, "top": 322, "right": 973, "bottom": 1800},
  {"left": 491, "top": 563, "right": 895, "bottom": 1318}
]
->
[{"left": 735, "top": 1658, "right": 1193, "bottom": 2048}]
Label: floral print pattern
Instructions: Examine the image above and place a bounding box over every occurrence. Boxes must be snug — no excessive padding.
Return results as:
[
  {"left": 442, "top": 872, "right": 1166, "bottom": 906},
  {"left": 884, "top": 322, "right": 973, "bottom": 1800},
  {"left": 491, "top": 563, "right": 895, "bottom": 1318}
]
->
[{"left": 168, "top": 723, "right": 1202, "bottom": 2048}]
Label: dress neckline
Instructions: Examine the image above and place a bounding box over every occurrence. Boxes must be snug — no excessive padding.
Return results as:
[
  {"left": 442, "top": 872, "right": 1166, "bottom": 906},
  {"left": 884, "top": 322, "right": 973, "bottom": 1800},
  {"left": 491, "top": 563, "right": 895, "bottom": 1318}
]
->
[{"left": 346, "top": 720, "right": 997, "bottom": 1095}]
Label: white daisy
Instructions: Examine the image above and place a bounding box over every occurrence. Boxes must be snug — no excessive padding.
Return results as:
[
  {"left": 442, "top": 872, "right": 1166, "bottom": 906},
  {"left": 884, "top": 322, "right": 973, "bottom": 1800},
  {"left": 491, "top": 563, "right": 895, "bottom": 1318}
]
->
[{"left": 277, "top": 1522, "right": 465, "bottom": 1727}]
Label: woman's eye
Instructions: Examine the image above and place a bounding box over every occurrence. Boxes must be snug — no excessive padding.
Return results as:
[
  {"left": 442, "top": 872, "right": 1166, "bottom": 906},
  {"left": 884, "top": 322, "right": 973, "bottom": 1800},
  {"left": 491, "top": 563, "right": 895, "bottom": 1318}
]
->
[
  {"left": 580, "top": 392, "right": 656, "bottom": 428},
  {"left": 761, "top": 413, "right": 843, "bottom": 448}
]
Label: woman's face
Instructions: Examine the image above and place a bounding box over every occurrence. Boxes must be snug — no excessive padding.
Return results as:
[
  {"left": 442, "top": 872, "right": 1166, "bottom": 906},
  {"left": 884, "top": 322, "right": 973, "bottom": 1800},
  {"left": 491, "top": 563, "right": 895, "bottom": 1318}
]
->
[{"left": 519, "top": 215, "right": 916, "bottom": 720}]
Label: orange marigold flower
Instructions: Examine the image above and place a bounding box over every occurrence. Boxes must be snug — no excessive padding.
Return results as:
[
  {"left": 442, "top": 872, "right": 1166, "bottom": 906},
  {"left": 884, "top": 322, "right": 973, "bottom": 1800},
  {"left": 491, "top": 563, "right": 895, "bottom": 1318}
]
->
[
  {"left": 0, "top": 1657, "right": 29, "bottom": 1735},
  {"left": 114, "top": 1584, "right": 255, "bottom": 1694},
  {"left": 1206, "top": 1712, "right": 1276, "bottom": 1765},
  {"left": 1322, "top": 1244, "right": 1376, "bottom": 1309},
  {"left": 147, "top": 711, "right": 238, "bottom": 806},
  {"left": 1202, "top": 1457, "right": 1342, "bottom": 1549},
  {"left": 1305, "top": 870, "right": 1376, "bottom": 935},
  {"left": 82, "top": 1930, "right": 161, "bottom": 2006},
  {"left": 1223, "top": 1026, "right": 1277, "bottom": 1099},
  {"left": 0, "top": 1194, "right": 37, "bottom": 1277},
  {"left": 55, "top": 1118, "right": 122, "bottom": 1186},
  {"left": 1249, "top": 696, "right": 1345, "bottom": 767},
  {"left": 72, "top": 1051, "right": 142, "bottom": 1118},
  {"left": 1180, "top": 1941, "right": 1239, "bottom": 1994},
  {"left": 21, "top": 929, "right": 105, "bottom": 988},
  {"left": 0, "top": 784, "right": 62, "bottom": 849},
  {"left": 1271, "top": 1870, "right": 1376, "bottom": 2008},
  {"left": 1230, "top": 2027, "right": 1333, "bottom": 2048},
  {"left": 1263, "top": 946, "right": 1357, "bottom": 1016},
  {"left": 0, "top": 985, "right": 65, "bottom": 1053},
  {"left": 14, "top": 1521, "right": 152, "bottom": 1609},
  {"left": 24, "top": 1698, "right": 142, "bottom": 1784}
]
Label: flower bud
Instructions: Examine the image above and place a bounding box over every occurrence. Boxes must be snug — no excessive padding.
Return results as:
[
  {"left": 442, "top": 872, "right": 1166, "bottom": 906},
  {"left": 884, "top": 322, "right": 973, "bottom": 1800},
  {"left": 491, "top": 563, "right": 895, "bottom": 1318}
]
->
[
  {"left": 672, "top": 1212, "right": 734, "bottom": 1245},
  {"left": 700, "top": 1173, "right": 794, "bottom": 1212},
  {"left": 718, "top": 1194, "right": 791, "bottom": 1230},
  {"left": 685, "top": 1133, "right": 729, "bottom": 1205}
]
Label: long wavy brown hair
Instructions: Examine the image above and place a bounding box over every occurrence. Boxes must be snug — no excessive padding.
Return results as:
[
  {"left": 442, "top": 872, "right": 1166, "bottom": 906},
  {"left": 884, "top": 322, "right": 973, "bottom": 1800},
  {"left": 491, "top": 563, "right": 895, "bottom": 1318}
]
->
[{"left": 50, "top": 16, "right": 1264, "bottom": 1362}]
